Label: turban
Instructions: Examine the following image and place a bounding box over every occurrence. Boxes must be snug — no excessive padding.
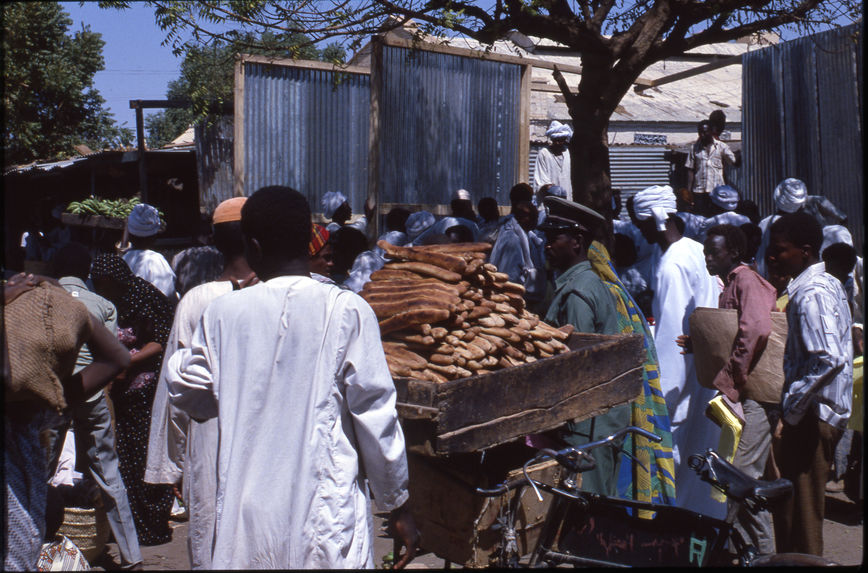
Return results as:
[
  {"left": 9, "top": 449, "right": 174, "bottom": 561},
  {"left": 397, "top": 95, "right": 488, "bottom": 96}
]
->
[
  {"left": 545, "top": 120, "right": 573, "bottom": 141},
  {"left": 321, "top": 191, "right": 347, "bottom": 219},
  {"left": 309, "top": 224, "right": 330, "bottom": 256},
  {"left": 632, "top": 185, "right": 677, "bottom": 231},
  {"left": 710, "top": 185, "right": 740, "bottom": 212},
  {"left": 405, "top": 211, "right": 436, "bottom": 241},
  {"left": 546, "top": 185, "right": 567, "bottom": 198},
  {"left": 452, "top": 188, "right": 471, "bottom": 201},
  {"left": 373, "top": 230, "right": 408, "bottom": 257},
  {"left": 212, "top": 197, "right": 247, "bottom": 224},
  {"left": 773, "top": 178, "right": 807, "bottom": 214},
  {"left": 126, "top": 203, "right": 162, "bottom": 237},
  {"left": 820, "top": 224, "right": 853, "bottom": 256}
]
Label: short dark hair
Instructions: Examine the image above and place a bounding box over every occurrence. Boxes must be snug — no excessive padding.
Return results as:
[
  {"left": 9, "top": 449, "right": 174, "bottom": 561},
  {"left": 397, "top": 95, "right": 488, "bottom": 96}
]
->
[
  {"left": 52, "top": 242, "right": 91, "bottom": 281},
  {"left": 509, "top": 182, "right": 533, "bottom": 205},
  {"left": 697, "top": 119, "right": 711, "bottom": 131},
  {"left": 212, "top": 221, "right": 245, "bottom": 258},
  {"left": 330, "top": 226, "right": 368, "bottom": 275},
  {"left": 241, "top": 186, "right": 311, "bottom": 260},
  {"left": 705, "top": 224, "right": 747, "bottom": 260},
  {"left": 822, "top": 242, "right": 857, "bottom": 275},
  {"left": 709, "top": 110, "right": 726, "bottom": 133},
  {"left": 445, "top": 224, "right": 474, "bottom": 243},
  {"left": 770, "top": 211, "right": 823, "bottom": 255},
  {"left": 385, "top": 207, "right": 411, "bottom": 234},
  {"left": 477, "top": 197, "right": 499, "bottom": 220},
  {"left": 740, "top": 222, "right": 762, "bottom": 262}
]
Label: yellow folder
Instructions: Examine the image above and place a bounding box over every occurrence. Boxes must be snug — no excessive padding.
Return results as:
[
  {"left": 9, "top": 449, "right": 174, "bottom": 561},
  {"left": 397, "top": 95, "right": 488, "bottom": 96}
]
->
[{"left": 705, "top": 395, "right": 744, "bottom": 502}]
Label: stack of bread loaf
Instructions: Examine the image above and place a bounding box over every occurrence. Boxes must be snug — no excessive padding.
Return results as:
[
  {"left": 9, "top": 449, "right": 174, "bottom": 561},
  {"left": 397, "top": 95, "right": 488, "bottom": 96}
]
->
[{"left": 360, "top": 240, "right": 572, "bottom": 383}]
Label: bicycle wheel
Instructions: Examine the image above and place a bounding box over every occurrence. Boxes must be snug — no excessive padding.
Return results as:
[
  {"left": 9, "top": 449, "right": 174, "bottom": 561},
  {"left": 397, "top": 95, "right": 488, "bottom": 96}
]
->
[{"left": 749, "top": 552, "right": 837, "bottom": 566}]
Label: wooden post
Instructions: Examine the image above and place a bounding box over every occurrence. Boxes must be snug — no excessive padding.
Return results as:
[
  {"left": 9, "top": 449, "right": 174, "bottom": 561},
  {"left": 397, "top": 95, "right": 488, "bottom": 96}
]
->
[
  {"left": 367, "top": 37, "right": 384, "bottom": 241},
  {"left": 233, "top": 56, "right": 246, "bottom": 197},
  {"left": 519, "top": 63, "right": 532, "bottom": 186},
  {"left": 132, "top": 101, "right": 148, "bottom": 202}
]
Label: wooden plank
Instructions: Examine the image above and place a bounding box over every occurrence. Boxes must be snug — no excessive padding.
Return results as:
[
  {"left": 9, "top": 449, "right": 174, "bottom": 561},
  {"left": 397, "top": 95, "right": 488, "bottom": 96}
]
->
[
  {"left": 237, "top": 53, "right": 370, "bottom": 75},
  {"left": 434, "top": 365, "right": 643, "bottom": 454},
  {"left": 381, "top": 35, "right": 533, "bottom": 68},
  {"left": 434, "top": 334, "right": 644, "bottom": 430},
  {"left": 233, "top": 57, "right": 245, "bottom": 197},
  {"left": 518, "top": 62, "right": 531, "bottom": 184},
  {"left": 634, "top": 54, "right": 742, "bottom": 91},
  {"left": 394, "top": 378, "right": 438, "bottom": 409},
  {"left": 367, "top": 37, "right": 384, "bottom": 242}
]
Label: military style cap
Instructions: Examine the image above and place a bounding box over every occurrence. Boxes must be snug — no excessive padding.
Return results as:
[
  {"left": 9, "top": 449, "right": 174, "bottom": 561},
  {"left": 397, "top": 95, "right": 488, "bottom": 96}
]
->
[{"left": 539, "top": 196, "right": 605, "bottom": 234}]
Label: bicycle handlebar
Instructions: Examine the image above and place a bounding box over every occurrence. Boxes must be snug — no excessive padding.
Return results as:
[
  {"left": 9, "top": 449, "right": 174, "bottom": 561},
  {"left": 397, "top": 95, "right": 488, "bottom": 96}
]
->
[{"left": 476, "top": 426, "right": 662, "bottom": 497}]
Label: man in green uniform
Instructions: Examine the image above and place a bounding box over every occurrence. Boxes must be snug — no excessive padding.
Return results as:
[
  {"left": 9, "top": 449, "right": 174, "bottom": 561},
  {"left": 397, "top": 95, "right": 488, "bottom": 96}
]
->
[{"left": 540, "top": 196, "right": 630, "bottom": 496}]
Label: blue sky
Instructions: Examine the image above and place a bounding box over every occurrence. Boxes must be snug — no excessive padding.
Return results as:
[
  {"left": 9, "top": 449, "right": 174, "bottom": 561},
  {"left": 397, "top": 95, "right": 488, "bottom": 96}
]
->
[{"left": 61, "top": 1, "right": 184, "bottom": 134}]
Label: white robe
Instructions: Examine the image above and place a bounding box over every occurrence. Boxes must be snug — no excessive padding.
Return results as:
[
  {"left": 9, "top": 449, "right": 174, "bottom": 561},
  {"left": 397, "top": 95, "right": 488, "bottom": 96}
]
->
[
  {"left": 145, "top": 281, "right": 232, "bottom": 569},
  {"left": 650, "top": 237, "right": 724, "bottom": 519},
  {"left": 123, "top": 248, "right": 177, "bottom": 300},
  {"left": 166, "top": 276, "right": 409, "bottom": 569},
  {"left": 533, "top": 147, "right": 573, "bottom": 202}
]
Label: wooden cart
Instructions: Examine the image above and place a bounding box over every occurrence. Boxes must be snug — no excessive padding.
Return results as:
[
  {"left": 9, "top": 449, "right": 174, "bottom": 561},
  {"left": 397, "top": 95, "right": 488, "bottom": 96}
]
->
[{"left": 394, "top": 332, "right": 647, "bottom": 567}]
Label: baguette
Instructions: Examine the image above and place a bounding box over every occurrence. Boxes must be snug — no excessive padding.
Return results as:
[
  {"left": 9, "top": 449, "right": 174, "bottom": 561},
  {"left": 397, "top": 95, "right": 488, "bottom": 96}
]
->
[
  {"left": 377, "top": 240, "right": 468, "bottom": 274},
  {"left": 384, "top": 262, "right": 462, "bottom": 283},
  {"left": 369, "top": 269, "right": 429, "bottom": 282},
  {"left": 367, "top": 298, "right": 459, "bottom": 320},
  {"left": 414, "top": 242, "right": 492, "bottom": 254},
  {"left": 383, "top": 343, "right": 429, "bottom": 370},
  {"left": 378, "top": 308, "right": 451, "bottom": 335}
]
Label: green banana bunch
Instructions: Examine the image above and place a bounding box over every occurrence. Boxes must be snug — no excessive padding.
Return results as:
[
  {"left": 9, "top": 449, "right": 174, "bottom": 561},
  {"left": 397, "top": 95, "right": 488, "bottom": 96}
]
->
[{"left": 65, "top": 196, "right": 162, "bottom": 222}]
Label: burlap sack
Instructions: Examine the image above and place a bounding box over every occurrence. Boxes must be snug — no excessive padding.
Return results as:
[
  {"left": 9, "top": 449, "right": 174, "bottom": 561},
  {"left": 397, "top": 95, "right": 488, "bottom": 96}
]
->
[
  {"left": 689, "top": 307, "right": 787, "bottom": 405},
  {"left": 4, "top": 282, "right": 92, "bottom": 411}
]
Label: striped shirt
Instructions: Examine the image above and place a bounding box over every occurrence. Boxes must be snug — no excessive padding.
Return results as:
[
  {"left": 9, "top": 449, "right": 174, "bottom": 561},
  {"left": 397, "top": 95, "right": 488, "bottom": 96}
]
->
[{"left": 782, "top": 262, "right": 853, "bottom": 428}]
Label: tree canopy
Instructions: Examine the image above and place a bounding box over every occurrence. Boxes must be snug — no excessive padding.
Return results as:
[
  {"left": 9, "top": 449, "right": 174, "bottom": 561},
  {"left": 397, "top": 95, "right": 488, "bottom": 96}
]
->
[
  {"left": 115, "top": 0, "right": 861, "bottom": 212},
  {"left": 2, "top": 2, "right": 134, "bottom": 166}
]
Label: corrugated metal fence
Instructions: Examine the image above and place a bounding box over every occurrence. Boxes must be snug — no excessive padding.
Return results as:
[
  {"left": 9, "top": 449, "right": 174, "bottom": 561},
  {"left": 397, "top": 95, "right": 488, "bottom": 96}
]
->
[
  {"left": 240, "top": 61, "right": 371, "bottom": 215},
  {"left": 195, "top": 117, "right": 234, "bottom": 216},
  {"left": 378, "top": 45, "right": 523, "bottom": 205},
  {"left": 742, "top": 23, "right": 863, "bottom": 253}
]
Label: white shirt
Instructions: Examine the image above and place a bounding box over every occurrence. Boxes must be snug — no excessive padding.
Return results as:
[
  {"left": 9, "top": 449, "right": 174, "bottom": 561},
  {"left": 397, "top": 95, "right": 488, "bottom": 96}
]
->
[
  {"left": 651, "top": 237, "right": 724, "bottom": 519},
  {"left": 146, "top": 280, "right": 232, "bottom": 569},
  {"left": 166, "top": 276, "right": 409, "bottom": 569},
  {"left": 533, "top": 147, "right": 573, "bottom": 202},
  {"left": 123, "top": 249, "right": 177, "bottom": 300}
]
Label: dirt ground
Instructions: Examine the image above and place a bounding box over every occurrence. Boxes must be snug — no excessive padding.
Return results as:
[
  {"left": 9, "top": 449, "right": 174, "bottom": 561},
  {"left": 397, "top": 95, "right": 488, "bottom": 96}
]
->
[{"left": 90, "top": 491, "right": 863, "bottom": 570}]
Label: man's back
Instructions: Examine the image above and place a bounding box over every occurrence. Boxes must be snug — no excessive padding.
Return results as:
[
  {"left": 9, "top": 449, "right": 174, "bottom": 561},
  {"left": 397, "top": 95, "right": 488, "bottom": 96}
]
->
[{"left": 167, "top": 275, "right": 408, "bottom": 568}]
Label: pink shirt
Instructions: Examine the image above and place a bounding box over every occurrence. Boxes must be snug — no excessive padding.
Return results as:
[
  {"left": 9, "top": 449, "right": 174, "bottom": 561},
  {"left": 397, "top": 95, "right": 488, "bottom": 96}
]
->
[{"left": 714, "top": 264, "right": 778, "bottom": 402}]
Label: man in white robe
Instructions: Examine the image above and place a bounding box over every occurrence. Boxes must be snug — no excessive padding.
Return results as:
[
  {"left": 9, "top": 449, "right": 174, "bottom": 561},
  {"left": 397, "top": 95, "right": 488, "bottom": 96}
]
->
[
  {"left": 631, "top": 185, "right": 724, "bottom": 519},
  {"left": 166, "top": 186, "right": 418, "bottom": 569},
  {"left": 533, "top": 121, "right": 573, "bottom": 202},
  {"left": 123, "top": 203, "right": 177, "bottom": 301},
  {"left": 145, "top": 197, "right": 254, "bottom": 569}
]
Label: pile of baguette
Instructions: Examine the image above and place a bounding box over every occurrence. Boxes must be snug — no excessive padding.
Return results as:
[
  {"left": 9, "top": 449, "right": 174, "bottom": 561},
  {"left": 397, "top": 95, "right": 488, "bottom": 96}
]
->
[{"left": 361, "top": 240, "right": 572, "bottom": 383}]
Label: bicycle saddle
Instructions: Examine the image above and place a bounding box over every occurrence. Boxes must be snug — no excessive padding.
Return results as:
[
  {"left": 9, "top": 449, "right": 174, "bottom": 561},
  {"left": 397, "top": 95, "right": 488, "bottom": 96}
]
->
[{"left": 688, "top": 450, "right": 792, "bottom": 509}]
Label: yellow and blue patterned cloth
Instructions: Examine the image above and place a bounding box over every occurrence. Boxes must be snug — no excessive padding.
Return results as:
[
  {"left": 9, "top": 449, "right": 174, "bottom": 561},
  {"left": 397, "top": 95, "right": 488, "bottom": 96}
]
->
[{"left": 589, "top": 241, "right": 677, "bottom": 512}]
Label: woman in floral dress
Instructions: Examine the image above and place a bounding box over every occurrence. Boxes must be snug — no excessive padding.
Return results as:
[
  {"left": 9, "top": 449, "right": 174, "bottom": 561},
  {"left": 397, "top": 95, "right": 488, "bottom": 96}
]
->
[{"left": 90, "top": 254, "right": 174, "bottom": 545}]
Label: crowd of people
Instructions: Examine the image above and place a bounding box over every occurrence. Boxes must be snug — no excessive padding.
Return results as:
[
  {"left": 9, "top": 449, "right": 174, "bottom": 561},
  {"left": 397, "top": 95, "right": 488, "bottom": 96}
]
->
[{"left": 4, "top": 125, "right": 862, "bottom": 569}]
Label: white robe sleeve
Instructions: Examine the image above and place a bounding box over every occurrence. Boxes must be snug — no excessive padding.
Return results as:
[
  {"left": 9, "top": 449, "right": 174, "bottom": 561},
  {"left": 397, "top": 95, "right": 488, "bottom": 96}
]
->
[
  {"left": 167, "top": 314, "right": 220, "bottom": 423},
  {"left": 340, "top": 298, "right": 409, "bottom": 512}
]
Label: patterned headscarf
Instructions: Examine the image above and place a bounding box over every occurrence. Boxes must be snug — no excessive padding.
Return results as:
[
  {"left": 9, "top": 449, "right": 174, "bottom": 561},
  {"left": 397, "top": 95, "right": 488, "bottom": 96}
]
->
[
  {"left": 321, "top": 191, "right": 347, "bottom": 219},
  {"left": 773, "top": 178, "right": 807, "bottom": 214},
  {"left": 309, "top": 224, "right": 330, "bottom": 256},
  {"left": 90, "top": 254, "right": 172, "bottom": 346},
  {"left": 710, "top": 185, "right": 739, "bottom": 211}
]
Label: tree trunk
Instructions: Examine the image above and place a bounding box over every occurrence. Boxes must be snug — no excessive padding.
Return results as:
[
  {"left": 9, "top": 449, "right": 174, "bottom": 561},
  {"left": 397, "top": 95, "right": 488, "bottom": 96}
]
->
[{"left": 566, "top": 52, "right": 637, "bottom": 220}]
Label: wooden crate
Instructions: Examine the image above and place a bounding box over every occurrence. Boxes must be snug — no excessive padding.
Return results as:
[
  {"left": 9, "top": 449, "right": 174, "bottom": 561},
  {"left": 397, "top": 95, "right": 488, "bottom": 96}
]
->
[
  {"left": 395, "top": 332, "right": 645, "bottom": 456},
  {"left": 408, "top": 443, "right": 570, "bottom": 568},
  {"left": 61, "top": 213, "right": 125, "bottom": 229}
]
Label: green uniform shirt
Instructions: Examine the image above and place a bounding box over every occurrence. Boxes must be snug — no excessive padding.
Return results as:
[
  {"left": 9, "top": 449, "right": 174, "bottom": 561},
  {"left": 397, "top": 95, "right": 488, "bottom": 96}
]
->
[{"left": 545, "top": 260, "right": 620, "bottom": 335}]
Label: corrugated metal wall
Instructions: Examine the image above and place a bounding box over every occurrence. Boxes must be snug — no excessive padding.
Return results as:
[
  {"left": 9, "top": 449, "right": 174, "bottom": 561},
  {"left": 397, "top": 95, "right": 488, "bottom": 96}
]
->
[
  {"left": 241, "top": 62, "right": 371, "bottom": 213},
  {"left": 742, "top": 23, "right": 863, "bottom": 253},
  {"left": 608, "top": 146, "right": 672, "bottom": 200},
  {"left": 195, "top": 116, "right": 235, "bottom": 216},
  {"left": 378, "top": 45, "right": 522, "bottom": 205}
]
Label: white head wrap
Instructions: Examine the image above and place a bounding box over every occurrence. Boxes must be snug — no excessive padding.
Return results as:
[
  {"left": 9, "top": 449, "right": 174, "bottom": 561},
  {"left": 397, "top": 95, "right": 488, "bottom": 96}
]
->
[
  {"left": 372, "top": 230, "right": 408, "bottom": 257},
  {"left": 406, "top": 211, "right": 436, "bottom": 241},
  {"left": 452, "top": 188, "right": 471, "bottom": 201},
  {"left": 126, "top": 203, "right": 162, "bottom": 237},
  {"left": 632, "top": 185, "right": 677, "bottom": 231},
  {"left": 545, "top": 120, "right": 573, "bottom": 141},
  {"left": 710, "top": 185, "right": 740, "bottom": 212},
  {"left": 773, "top": 178, "right": 807, "bottom": 214},
  {"left": 820, "top": 224, "right": 854, "bottom": 256},
  {"left": 321, "top": 191, "right": 347, "bottom": 219}
]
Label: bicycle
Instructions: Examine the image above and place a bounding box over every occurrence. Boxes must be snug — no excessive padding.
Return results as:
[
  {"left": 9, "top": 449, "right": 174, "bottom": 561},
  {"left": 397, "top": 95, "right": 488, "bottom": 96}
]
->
[{"left": 476, "top": 426, "right": 836, "bottom": 567}]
